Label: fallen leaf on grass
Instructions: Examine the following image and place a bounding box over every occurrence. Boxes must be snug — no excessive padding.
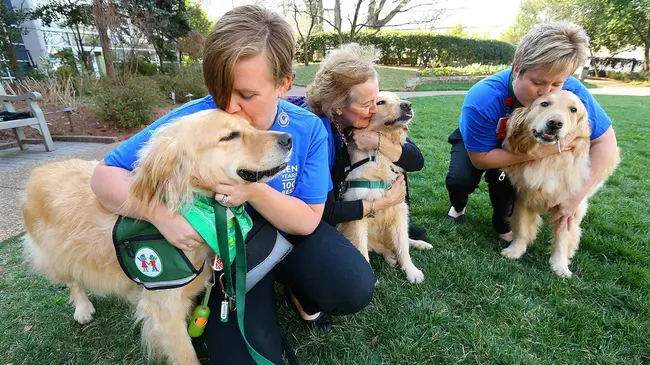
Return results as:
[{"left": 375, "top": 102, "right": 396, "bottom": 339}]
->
[{"left": 23, "top": 325, "right": 32, "bottom": 332}]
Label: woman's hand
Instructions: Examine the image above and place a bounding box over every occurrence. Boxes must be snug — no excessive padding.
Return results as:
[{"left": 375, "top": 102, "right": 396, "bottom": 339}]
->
[
  {"left": 150, "top": 212, "right": 204, "bottom": 251},
  {"left": 213, "top": 182, "right": 261, "bottom": 207},
  {"left": 528, "top": 135, "right": 576, "bottom": 160},
  {"left": 548, "top": 192, "right": 584, "bottom": 234},
  {"left": 352, "top": 130, "right": 380, "bottom": 151},
  {"left": 375, "top": 175, "right": 406, "bottom": 210}
]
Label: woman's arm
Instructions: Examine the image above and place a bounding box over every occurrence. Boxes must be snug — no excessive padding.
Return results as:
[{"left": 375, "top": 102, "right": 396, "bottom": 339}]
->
[
  {"left": 246, "top": 184, "right": 324, "bottom": 236},
  {"left": 467, "top": 135, "right": 575, "bottom": 170},
  {"left": 90, "top": 161, "right": 205, "bottom": 251},
  {"left": 393, "top": 137, "right": 424, "bottom": 172},
  {"left": 351, "top": 131, "right": 424, "bottom": 172},
  {"left": 321, "top": 175, "right": 407, "bottom": 225}
]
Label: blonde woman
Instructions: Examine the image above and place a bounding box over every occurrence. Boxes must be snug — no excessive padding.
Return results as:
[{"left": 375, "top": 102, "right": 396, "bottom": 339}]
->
[
  {"left": 90, "top": 6, "right": 374, "bottom": 364},
  {"left": 303, "top": 44, "right": 427, "bottom": 238},
  {"left": 444, "top": 22, "right": 618, "bottom": 242}
]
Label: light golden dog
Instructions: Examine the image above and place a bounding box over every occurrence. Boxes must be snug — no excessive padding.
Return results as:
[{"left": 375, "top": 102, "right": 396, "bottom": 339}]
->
[
  {"left": 501, "top": 90, "right": 619, "bottom": 277},
  {"left": 337, "top": 92, "right": 432, "bottom": 284},
  {"left": 21, "top": 109, "right": 292, "bottom": 365}
]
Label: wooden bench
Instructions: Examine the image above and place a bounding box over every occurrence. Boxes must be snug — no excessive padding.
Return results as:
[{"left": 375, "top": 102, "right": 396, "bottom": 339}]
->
[{"left": 0, "top": 83, "right": 55, "bottom": 152}]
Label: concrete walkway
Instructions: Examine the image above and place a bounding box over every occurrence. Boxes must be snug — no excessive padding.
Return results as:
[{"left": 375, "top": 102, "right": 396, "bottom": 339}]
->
[
  {"left": 0, "top": 142, "right": 119, "bottom": 242},
  {"left": 1, "top": 79, "right": 648, "bottom": 242}
]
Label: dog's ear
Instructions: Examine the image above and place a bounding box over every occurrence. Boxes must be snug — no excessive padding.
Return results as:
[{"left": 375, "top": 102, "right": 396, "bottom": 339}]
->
[
  {"left": 575, "top": 104, "right": 591, "bottom": 138},
  {"left": 129, "top": 134, "right": 192, "bottom": 217},
  {"left": 504, "top": 106, "right": 536, "bottom": 154}
]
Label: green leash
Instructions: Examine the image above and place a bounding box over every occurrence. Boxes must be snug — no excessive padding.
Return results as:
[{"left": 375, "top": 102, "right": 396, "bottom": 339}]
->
[{"left": 213, "top": 202, "right": 274, "bottom": 365}]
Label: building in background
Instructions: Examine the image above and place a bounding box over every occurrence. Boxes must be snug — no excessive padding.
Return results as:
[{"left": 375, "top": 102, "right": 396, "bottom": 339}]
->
[{"left": 2, "top": 0, "right": 162, "bottom": 80}]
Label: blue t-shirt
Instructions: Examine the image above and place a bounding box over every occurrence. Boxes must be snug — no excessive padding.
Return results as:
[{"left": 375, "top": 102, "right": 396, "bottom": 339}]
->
[
  {"left": 285, "top": 96, "right": 342, "bottom": 172},
  {"left": 104, "top": 95, "right": 332, "bottom": 205},
  {"left": 459, "top": 68, "right": 613, "bottom": 152}
]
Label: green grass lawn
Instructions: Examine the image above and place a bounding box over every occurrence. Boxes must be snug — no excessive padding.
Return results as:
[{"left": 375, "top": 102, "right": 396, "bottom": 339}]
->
[
  {"left": 2, "top": 95, "right": 649, "bottom": 364},
  {"left": 581, "top": 81, "right": 598, "bottom": 89},
  {"left": 415, "top": 82, "right": 477, "bottom": 91},
  {"left": 293, "top": 63, "right": 418, "bottom": 91}
]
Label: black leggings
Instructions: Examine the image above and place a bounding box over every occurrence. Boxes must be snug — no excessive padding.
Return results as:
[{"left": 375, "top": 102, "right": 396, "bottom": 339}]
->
[
  {"left": 445, "top": 128, "right": 515, "bottom": 234},
  {"left": 204, "top": 220, "right": 376, "bottom": 364}
]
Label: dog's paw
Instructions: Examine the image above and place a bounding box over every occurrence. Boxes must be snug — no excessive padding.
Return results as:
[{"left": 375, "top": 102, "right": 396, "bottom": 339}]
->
[
  {"left": 550, "top": 258, "right": 573, "bottom": 278},
  {"left": 501, "top": 242, "right": 526, "bottom": 259},
  {"left": 409, "top": 239, "right": 433, "bottom": 250},
  {"left": 383, "top": 255, "right": 398, "bottom": 267},
  {"left": 551, "top": 266, "right": 573, "bottom": 278},
  {"left": 405, "top": 267, "right": 425, "bottom": 284},
  {"left": 73, "top": 303, "right": 96, "bottom": 324}
]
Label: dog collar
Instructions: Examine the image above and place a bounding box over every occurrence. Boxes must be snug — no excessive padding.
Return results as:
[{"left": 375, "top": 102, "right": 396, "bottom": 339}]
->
[{"left": 345, "top": 179, "right": 395, "bottom": 190}]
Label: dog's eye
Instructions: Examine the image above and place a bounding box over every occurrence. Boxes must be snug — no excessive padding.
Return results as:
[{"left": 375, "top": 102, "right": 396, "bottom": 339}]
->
[
  {"left": 221, "top": 131, "right": 240, "bottom": 142},
  {"left": 540, "top": 101, "right": 550, "bottom": 107},
  {"left": 570, "top": 106, "right": 578, "bottom": 113},
  {"left": 376, "top": 100, "right": 385, "bottom": 106}
]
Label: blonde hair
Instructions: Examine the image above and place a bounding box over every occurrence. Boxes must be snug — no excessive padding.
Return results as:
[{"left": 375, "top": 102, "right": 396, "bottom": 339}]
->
[
  {"left": 306, "top": 43, "right": 378, "bottom": 121},
  {"left": 202, "top": 5, "right": 294, "bottom": 109},
  {"left": 513, "top": 22, "right": 589, "bottom": 77}
]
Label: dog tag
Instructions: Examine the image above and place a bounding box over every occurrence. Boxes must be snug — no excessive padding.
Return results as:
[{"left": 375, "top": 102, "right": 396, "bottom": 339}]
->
[
  {"left": 557, "top": 139, "right": 562, "bottom": 153},
  {"left": 220, "top": 299, "right": 229, "bottom": 322},
  {"left": 211, "top": 255, "right": 223, "bottom": 272}
]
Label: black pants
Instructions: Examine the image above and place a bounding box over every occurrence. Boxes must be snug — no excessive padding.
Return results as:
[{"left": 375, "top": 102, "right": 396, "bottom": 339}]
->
[
  {"left": 445, "top": 128, "right": 515, "bottom": 234},
  {"left": 204, "top": 220, "right": 376, "bottom": 364}
]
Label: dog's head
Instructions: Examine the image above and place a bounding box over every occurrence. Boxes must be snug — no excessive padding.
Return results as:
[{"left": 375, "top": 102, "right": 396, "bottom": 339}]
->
[
  {"left": 504, "top": 90, "right": 589, "bottom": 154},
  {"left": 130, "top": 109, "right": 292, "bottom": 214},
  {"left": 366, "top": 91, "right": 413, "bottom": 134}
]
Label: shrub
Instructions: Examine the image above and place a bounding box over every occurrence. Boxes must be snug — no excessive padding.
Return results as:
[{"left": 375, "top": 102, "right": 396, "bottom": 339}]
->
[
  {"left": 303, "top": 30, "right": 515, "bottom": 67},
  {"left": 93, "top": 76, "right": 165, "bottom": 129},
  {"left": 419, "top": 63, "right": 510, "bottom": 77},
  {"left": 607, "top": 71, "right": 650, "bottom": 82},
  {"left": 153, "top": 65, "right": 207, "bottom": 103}
]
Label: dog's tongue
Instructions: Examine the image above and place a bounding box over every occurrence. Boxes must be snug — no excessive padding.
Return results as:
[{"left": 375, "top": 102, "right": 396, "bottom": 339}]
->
[{"left": 543, "top": 132, "right": 554, "bottom": 139}]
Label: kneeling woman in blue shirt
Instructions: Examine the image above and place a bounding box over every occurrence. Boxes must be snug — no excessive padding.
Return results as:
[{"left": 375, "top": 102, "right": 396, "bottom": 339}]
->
[{"left": 89, "top": 5, "right": 375, "bottom": 364}]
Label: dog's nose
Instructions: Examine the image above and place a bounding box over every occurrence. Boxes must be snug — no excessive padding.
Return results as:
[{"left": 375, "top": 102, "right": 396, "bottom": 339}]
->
[
  {"left": 278, "top": 133, "right": 292, "bottom": 149},
  {"left": 400, "top": 101, "right": 412, "bottom": 111},
  {"left": 546, "top": 120, "right": 563, "bottom": 130}
]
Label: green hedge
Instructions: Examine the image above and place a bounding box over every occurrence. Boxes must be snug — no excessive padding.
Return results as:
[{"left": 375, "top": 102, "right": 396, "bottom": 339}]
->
[
  {"left": 300, "top": 30, "right": 515, "bottom": 67},
  {"left": 607, "top": 71, "right": 650, "bottom": 82}
]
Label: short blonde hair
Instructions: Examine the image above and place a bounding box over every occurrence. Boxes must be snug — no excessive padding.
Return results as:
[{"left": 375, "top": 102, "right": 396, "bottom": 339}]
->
[
  {"left": 513, "top": 22, "right": 589, "bottom": 77},
  {"left": 306, "top": 43, "right": 378, "bottom": 121},
  {"left": 203, "top": 5, "right": 294, "bottom": 109}
]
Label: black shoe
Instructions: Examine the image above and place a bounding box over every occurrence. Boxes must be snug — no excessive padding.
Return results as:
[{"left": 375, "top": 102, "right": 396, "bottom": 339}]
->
[
  {"left": 499, "top": 238, "right": 513, "bottom": 247},
  {"left": 446, "top": 213, "right": 466, "bottom": 225},
  {"left": 408, "top": 225, "right": 428, "bottom": 241},
  {"left": 284, "top": 287, "right": 333, "bottom": 332},
  {"left": 304, "top": 312, "right": 333, "bottom": 332}
]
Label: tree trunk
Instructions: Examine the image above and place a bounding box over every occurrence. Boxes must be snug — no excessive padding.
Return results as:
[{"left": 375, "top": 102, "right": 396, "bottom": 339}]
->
[
  {"left": 304, "top": 36, "right": 310, "bottom": 66},
  {"left": 334, "top": 0, "right": 341, "bottom": 34},
  {"left": 645, "top": 44, "right": 649, "bottom": 71},
  {"left": 93, "top": 0, "right": 114, "bottom": 77}
]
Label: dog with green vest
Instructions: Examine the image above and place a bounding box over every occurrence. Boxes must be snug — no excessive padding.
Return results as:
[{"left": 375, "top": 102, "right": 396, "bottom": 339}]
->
[{"left": 22, "top": 109, "right": 292, "bottom": 365}]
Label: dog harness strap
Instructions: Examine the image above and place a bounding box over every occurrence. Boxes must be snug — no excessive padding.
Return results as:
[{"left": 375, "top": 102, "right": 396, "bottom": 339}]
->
[
  {"left": 214, "top": 202, "right": 275, "bottom": 365},
  {"left": 344, "top": 155, "right": 377, "bottom": 177}
]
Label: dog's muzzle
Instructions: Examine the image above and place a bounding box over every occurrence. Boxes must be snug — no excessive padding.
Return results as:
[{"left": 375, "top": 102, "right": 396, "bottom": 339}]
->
[{"left": 532, "top": 118, "right": 564, "bottom": 143}]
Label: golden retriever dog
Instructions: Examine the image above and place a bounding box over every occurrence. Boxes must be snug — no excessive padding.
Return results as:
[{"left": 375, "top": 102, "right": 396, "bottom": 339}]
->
[
  {"left": 337, "top": 92, "right": 432, "bottom": 284},
  {"left": 21, "top": 109, "right": 292, "bottom": 365},
  {"left": 500, "top": 90, "right": 619, "bottom": 278}
]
